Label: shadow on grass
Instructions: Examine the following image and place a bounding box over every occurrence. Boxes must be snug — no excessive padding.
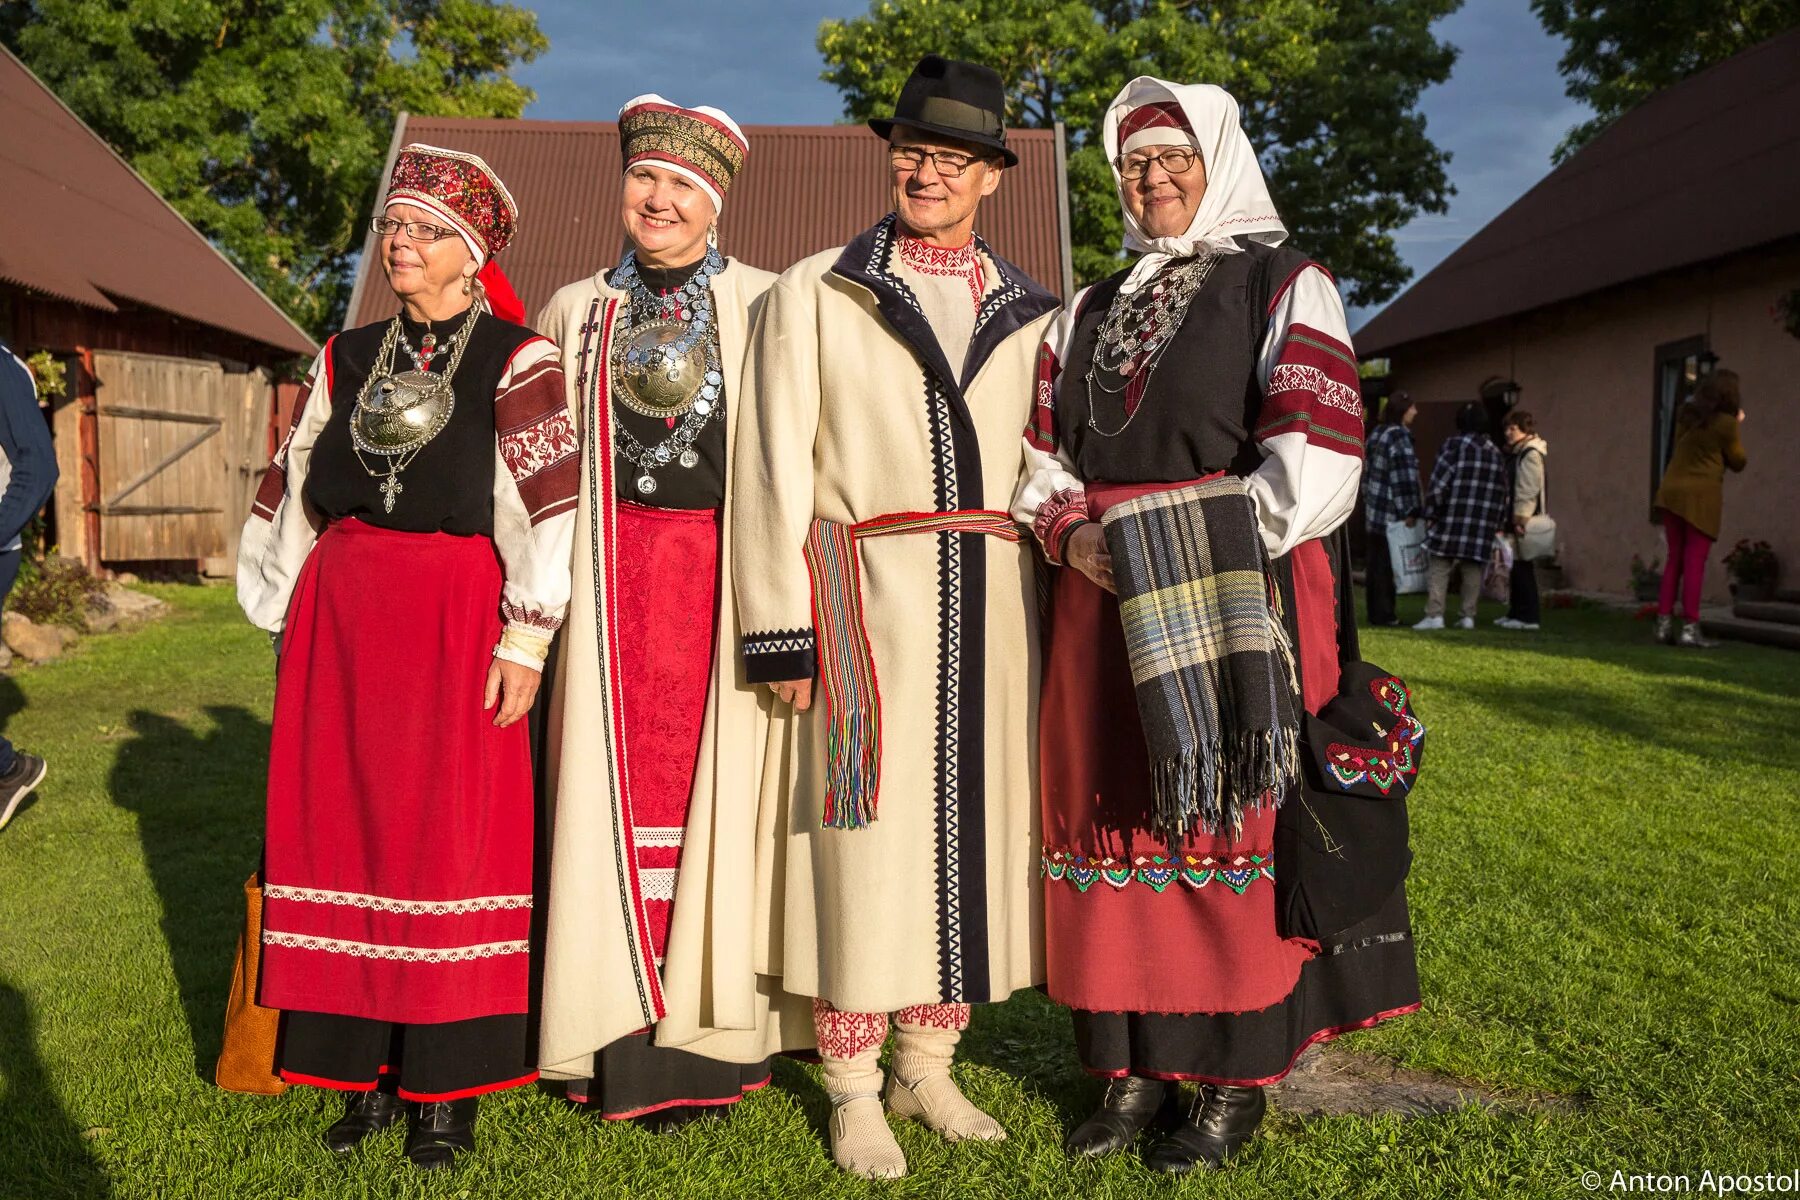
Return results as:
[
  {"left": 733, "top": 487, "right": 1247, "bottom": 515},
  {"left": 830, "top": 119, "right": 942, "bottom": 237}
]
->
[
  {"left": 109, "top": 706, "right": 270, "bottom": 1082},
  {"left": 0, "top": 980, "right": 112, "bottom": 1198}
]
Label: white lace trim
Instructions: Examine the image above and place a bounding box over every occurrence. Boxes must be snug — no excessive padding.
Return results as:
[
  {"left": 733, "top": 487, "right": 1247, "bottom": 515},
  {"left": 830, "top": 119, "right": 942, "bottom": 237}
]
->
[
  {"left": 261, "top": 930, "right": 528, "bottom": 962},
  {"left": 634, "top": 826, "right": 686, "bottom": 848},
  {"left": 263, "top": 885, "right": 533, "bottom": 915},
  {"left": 639, "top": 867, "right": 678, "bottom": 902}
]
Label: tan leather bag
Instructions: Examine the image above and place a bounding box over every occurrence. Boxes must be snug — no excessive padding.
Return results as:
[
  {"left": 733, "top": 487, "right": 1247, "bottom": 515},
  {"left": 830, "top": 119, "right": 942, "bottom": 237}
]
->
[{"left": 214, "top": 872, "right": 288, "bottom": 1095}]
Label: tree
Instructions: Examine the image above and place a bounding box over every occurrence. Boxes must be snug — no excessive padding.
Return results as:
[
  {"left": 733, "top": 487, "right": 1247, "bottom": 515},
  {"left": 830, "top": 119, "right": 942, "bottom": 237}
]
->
[
  {"left": 1534, "top": 0, "right": 1800, "bottom": 162},
  {"left": 818, "top": 0, "right": 1459, "bottom": 305},
  {"left": 2, "top": 0, "right": 547, "bottom": 339}
]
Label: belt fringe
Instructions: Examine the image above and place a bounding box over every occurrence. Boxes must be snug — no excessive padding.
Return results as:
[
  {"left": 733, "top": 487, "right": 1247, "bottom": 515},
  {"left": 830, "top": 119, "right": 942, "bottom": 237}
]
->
[{"left": 804, "top": 509, "right": 1021, "bottom": 831}]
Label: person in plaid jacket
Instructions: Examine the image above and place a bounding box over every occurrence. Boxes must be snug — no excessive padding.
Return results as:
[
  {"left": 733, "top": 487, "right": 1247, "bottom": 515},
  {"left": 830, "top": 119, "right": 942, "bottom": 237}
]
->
[
  {"left": 1361, "top": 393, "right": 1422, "bottom": 626},
  {"left": 1416, "top": 402, "right": 1509, "bottom": 630}
]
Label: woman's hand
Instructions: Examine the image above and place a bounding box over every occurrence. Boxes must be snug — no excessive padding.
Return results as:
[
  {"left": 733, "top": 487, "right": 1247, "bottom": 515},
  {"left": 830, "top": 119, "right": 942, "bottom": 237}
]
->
[
  {"left": 769, "top": 679, "right": 814, "bottom": 711},
  {"left": 485, "top": 658, "right": 542, "bottom": 728},
  {"left": 1065, "top": 522, "right": 1116, "bottom": 594}
]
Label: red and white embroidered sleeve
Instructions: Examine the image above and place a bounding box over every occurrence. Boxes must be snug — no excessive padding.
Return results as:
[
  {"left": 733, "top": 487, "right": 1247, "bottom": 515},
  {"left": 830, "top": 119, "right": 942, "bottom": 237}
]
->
[
  {"left": 1246, "top": 265, "right": 1365, "bottom": 557},
  {"left": 1011, "top": 294, "right": 1090, "bottom": 564},
  {"left": 236, "top": 340, "right": 335, "bottom": 632},
  {"left": 491, "top": 336, "right": 576, "bottom": 650}
]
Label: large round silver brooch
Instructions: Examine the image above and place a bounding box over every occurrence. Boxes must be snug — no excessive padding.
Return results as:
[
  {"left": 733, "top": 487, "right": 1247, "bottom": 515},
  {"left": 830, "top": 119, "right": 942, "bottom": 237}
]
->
[
  {"left": 352, "top": 370, "right": 455, "bottom": 455},
  {"left": 613, "top": 319, "right": 709, "bottom": 418}
]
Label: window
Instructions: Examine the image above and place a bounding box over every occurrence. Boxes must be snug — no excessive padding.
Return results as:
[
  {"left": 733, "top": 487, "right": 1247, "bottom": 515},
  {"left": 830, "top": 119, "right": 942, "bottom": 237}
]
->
[{"left": 1650, "top": 336, "right": 1708, "bottom": 518}]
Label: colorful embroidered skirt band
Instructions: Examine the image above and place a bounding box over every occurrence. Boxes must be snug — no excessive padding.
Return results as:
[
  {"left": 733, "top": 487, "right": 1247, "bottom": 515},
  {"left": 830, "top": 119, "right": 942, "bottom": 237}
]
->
[
  {"left": 261, "top": 518, "right": 534, "bottom": 1025},
  {"left": 803, "top": 508, "right": 1021, "bottom": 830}
]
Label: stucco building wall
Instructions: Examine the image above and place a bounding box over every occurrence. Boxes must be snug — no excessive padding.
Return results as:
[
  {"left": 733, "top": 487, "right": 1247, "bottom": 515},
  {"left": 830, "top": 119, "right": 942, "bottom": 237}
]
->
[{"left": 1372, "top": 240, "right": 1800, "bottom": 603}]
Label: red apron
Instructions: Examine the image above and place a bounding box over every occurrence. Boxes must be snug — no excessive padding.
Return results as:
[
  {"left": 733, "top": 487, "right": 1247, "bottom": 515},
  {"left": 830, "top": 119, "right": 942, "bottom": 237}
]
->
[{"left": 260, "top": 519, "right": 533, "bottom": 1025}]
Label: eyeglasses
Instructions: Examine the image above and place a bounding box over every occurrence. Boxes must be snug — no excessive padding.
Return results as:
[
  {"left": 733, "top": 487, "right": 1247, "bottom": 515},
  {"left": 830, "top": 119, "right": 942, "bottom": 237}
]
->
[
  {"left": 889, "top": 145, "right": 986, "bottom": 178},
  {"left": 370, "top": 216, "right": 458, "bottom": 242},
  {"left": 1116, "top": 147, "right": 1199, "bottom": 180}
]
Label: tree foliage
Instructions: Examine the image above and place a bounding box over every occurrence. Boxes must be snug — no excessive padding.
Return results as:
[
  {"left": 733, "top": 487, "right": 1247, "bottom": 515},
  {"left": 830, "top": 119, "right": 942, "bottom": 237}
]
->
[
  {"left": 818, "top": 0, "right": 1460, "bottom": 305},
  {"left": 1533, "top": 0, "right": 1800, "bottom": 162},
  {"left": 1, "top": 0, "right": 546, "bottom": 339}
]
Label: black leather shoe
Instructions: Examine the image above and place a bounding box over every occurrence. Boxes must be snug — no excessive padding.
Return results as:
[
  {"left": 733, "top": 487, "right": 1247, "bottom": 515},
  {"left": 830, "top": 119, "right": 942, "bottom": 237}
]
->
[
  {"left": 323, "top": 1087, "right": 404, "bottom": 1154},
  {"left": 404, "top": 1098, "right": 478, "bottom": 1170},
  {"left": 1145, "top": 1084, "right": 1267, "bottom": 1174},
  {"left": 1064, "top": 1075, "right": 1169, "bottom": 1157}
]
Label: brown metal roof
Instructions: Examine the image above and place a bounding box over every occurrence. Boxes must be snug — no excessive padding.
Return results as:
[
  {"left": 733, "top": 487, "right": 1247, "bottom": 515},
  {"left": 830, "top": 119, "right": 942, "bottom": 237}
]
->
[
  {"left": 1356, "top": 26, "right": 1800, "bottom": 356},
  {"left": 349, "top": 117, "right": 1070, "bottom": 328},
  {"left": 0, "top": 47, "right": 317, "bottom": 357}
]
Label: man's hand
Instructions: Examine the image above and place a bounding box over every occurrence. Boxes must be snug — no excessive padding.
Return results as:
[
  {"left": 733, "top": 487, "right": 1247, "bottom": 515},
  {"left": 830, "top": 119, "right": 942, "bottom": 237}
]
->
[
  {"left": 770, "top": 679, "right": 814, "bottom": 711},
  {"left": 485, "top": 658, "right": 542, "bottom": 728},
  {"left": 1064, "top": 522, "right": 1115, "bottom": 593}
]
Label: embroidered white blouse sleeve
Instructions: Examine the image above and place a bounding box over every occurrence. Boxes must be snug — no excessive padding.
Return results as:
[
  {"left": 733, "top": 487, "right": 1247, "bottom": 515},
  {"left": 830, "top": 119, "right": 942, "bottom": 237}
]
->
[
  {"left": 1010, "top": 292, "right": 1091, "bottom": 565},
  {"left": 1247, "top": 265, "right": 1367, "bottom": 558},
  {"left": 489, "top": 336, "right": 578, "bottom": 670},
  {"left": 237, "top": 343, "right": 334, "bottom": 633}
]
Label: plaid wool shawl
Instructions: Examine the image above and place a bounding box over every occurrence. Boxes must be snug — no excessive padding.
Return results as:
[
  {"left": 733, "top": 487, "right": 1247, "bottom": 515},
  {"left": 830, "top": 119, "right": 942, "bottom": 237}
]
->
[{"left": 1100, "top": 477, "right": 1301, "bottom": 844}]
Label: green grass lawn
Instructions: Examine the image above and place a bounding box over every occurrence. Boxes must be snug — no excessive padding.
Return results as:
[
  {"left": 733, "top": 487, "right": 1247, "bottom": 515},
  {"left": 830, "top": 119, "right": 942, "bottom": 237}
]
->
[{"left": 1, "top": 585, "right": 1796, "bottom": 1199}]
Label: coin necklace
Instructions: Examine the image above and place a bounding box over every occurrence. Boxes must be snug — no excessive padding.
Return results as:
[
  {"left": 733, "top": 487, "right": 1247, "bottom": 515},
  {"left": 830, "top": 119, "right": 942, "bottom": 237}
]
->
[
  {"left": 609, "top": 247, "right": 726, "bottom": 496},
  {"left": 1084, "top": 254, "right": 1218, "bottom": 438},
  {"left": 351, "top": 305, "right": 480, "bottom": 512}
]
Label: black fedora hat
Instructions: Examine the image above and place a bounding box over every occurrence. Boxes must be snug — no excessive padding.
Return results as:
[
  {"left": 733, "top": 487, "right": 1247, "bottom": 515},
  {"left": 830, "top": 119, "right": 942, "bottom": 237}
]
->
[{"left": 868, "top": 54, "right": 1017, "bottom": 167}]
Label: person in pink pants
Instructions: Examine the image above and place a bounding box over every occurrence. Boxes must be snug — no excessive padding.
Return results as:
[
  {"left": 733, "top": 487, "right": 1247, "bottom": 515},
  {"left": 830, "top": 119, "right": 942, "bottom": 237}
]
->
[{"left": 1652, "top": 370, "right": 1748, "bottom": 647}]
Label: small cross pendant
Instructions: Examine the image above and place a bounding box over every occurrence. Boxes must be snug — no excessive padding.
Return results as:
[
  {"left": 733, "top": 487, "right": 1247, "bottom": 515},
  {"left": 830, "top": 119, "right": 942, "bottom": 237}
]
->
[{"left": 380, "top": 472, "right": 403, "bottom": 513}]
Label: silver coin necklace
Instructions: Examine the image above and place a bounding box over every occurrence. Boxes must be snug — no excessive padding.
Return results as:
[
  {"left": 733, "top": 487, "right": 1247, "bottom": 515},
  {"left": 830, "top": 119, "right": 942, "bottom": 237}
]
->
[
  {"left": 1084, "top": 254, "right": 1218, "bottom": 438},
  {"left": 351, "top": 305, "right": 480, "bottom": 512},
  {"left": 609, "top": 247, "right": 726, "bottom": 496}
]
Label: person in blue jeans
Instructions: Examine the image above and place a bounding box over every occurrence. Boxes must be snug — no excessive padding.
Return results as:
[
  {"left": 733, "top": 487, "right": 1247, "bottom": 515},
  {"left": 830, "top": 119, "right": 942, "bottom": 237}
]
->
[{"left": 0, "top": 340, "right": 57, "bottom": 831}]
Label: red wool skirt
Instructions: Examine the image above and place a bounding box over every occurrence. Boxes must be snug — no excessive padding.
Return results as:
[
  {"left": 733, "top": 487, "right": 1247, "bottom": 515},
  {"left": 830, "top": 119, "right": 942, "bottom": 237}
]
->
[
  {"left": 260, "top": 519, "right": 533, "bottom": 1025},
  {"left": 1041, "top": 480, "right": 1340, "bottom": 1016},
  {"left": 614, "top": 501, "right": 720, "bottom": 960}
]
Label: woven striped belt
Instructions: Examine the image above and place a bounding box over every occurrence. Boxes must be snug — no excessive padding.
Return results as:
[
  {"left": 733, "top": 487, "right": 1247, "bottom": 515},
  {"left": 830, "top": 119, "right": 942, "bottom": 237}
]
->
[{"left": 803, "top": 509, "right": 1022, "bottom": 830}]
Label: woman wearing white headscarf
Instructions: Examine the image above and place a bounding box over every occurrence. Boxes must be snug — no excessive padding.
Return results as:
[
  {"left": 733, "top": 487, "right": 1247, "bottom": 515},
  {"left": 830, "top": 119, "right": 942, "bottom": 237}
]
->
[{"left": 1013, "top": 79, "right": 1418, "bottom": 1172}]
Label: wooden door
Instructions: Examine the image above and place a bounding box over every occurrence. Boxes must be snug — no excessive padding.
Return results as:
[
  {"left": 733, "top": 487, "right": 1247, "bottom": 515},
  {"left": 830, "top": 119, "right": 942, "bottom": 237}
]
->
[{"left": 90, "top": 350, "right": 229, "bottom": 562}]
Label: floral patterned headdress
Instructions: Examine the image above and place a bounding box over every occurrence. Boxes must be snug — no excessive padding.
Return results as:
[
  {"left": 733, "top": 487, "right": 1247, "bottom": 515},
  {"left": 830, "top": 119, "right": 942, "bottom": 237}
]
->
[{"left": 383, "top": 143, "right": 524, "bottom": 323}]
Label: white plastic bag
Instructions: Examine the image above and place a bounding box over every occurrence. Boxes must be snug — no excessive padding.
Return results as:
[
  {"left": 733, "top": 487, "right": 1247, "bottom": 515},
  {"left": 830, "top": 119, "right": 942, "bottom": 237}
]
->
[{"left": 1387, "top": 521, "right": 1429, "bottom": 595}]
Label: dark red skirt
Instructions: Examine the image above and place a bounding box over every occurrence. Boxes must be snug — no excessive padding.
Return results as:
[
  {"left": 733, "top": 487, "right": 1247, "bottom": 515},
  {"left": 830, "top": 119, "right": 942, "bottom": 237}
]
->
[
  {"left": 1040, "top": 480, "right": 1341, "bottom": 1016},
  {"left": 613, "top": 501, "right": 720, "bottom": 959},
  {"left": 261, "top": 519, "right": 533, "bottom": 1026}
]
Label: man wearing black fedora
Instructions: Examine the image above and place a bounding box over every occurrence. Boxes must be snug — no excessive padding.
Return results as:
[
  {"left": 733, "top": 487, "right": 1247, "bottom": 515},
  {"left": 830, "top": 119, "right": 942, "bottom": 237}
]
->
[{"left": 730, "top": 54, "right": 1059, "bottom": 1179}]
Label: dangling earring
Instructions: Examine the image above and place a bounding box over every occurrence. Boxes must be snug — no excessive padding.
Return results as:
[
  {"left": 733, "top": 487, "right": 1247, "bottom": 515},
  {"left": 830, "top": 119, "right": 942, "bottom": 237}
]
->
[
  {"left": 706, "top": 221, "right": 719, "bottom": 251},
  {"left": 462, "top": 274, "right": 473, "bottom": 296}
]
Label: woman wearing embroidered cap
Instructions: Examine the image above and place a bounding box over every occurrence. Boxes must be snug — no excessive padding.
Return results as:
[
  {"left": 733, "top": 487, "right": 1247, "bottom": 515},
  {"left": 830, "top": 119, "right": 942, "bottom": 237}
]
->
[
  {"left": 532, "top": 95, "right": 811, "bottom": 1129},
  {"left": 1013, "top": 80, "right": 1419, "bottom": 1172},
  {"left": 237, "top": 144, "right": 575, "bottom": 1168}
]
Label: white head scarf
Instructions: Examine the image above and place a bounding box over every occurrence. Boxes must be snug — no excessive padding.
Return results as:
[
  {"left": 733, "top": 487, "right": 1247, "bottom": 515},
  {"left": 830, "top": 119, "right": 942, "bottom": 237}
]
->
[{"left": 1103, "top": 77, "right": 1288, "bottom": 294}]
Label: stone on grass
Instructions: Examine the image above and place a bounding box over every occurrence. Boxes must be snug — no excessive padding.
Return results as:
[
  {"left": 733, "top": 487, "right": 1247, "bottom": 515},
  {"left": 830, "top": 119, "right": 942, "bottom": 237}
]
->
[
  {"left": 103, "top": 583, "right": 169, "bottom": 625},
  {"left": 82, "top": 593, "right": 121, "bottom": 634},
  {"left": 2, "top": 611, "right": 74, "bottom": 663}
]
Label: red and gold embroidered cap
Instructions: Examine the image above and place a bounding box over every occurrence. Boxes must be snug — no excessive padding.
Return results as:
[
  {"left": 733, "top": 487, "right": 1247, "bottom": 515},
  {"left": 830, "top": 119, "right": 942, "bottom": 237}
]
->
[
  {"left": 618, "top": 94, "right": 748, "bottom": 213},
  {"left": 1117, "top": 100, "right": 1196, "bottom": 155},
  {"left": 384, "top": 142, "right": 520, "bottom": 266}
]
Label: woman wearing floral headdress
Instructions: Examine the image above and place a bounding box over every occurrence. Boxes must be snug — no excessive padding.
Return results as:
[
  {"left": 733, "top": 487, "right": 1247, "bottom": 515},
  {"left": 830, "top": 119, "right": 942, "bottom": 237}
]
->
[
  {"left": 1014, "top": 80, "right": 1419, "bottom": 1173},
  {"left": 532, "top": 95, "right": 810, "bottom": 1130},
  {"left": 239, "top": 144, "right": 575, "bottom": 1168}
]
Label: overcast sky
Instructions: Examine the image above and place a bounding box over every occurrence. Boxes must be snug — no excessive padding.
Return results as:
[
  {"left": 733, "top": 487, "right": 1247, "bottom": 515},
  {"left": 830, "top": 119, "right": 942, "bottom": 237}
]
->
[{"left": 514, "top": 1, "right": 1588, "bottom": 325}]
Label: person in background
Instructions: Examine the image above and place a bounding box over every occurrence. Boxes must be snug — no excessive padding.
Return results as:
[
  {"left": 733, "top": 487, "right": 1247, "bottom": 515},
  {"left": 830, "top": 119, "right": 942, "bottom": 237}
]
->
[
  {"left": 1415, "top": 401, "right": 1509, "bottom": 631},
  {"left": 1497, "top": 410, "right": 1548, "bottom": 631},
  {"left": 1362, "top": 392, "right": 1422, "bottom": 626},
  {"left": 1653, "top": 369, "right": 1747, "bottom": 647},
  {"left": 0, "top": 340, "right": 56, "bottom": 833}
]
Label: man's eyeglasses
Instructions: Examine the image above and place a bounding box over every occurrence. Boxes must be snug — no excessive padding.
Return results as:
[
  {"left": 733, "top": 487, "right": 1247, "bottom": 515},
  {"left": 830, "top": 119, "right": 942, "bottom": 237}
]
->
[
  {"left": 889, "top": 145, "right": 986, "bottom": 178},
  {"left": 1116, "top": 147, "right": 1199, "bottom": 181},
  {"left": 370, "top": 216, "right": 458, "bottom": 242}
]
